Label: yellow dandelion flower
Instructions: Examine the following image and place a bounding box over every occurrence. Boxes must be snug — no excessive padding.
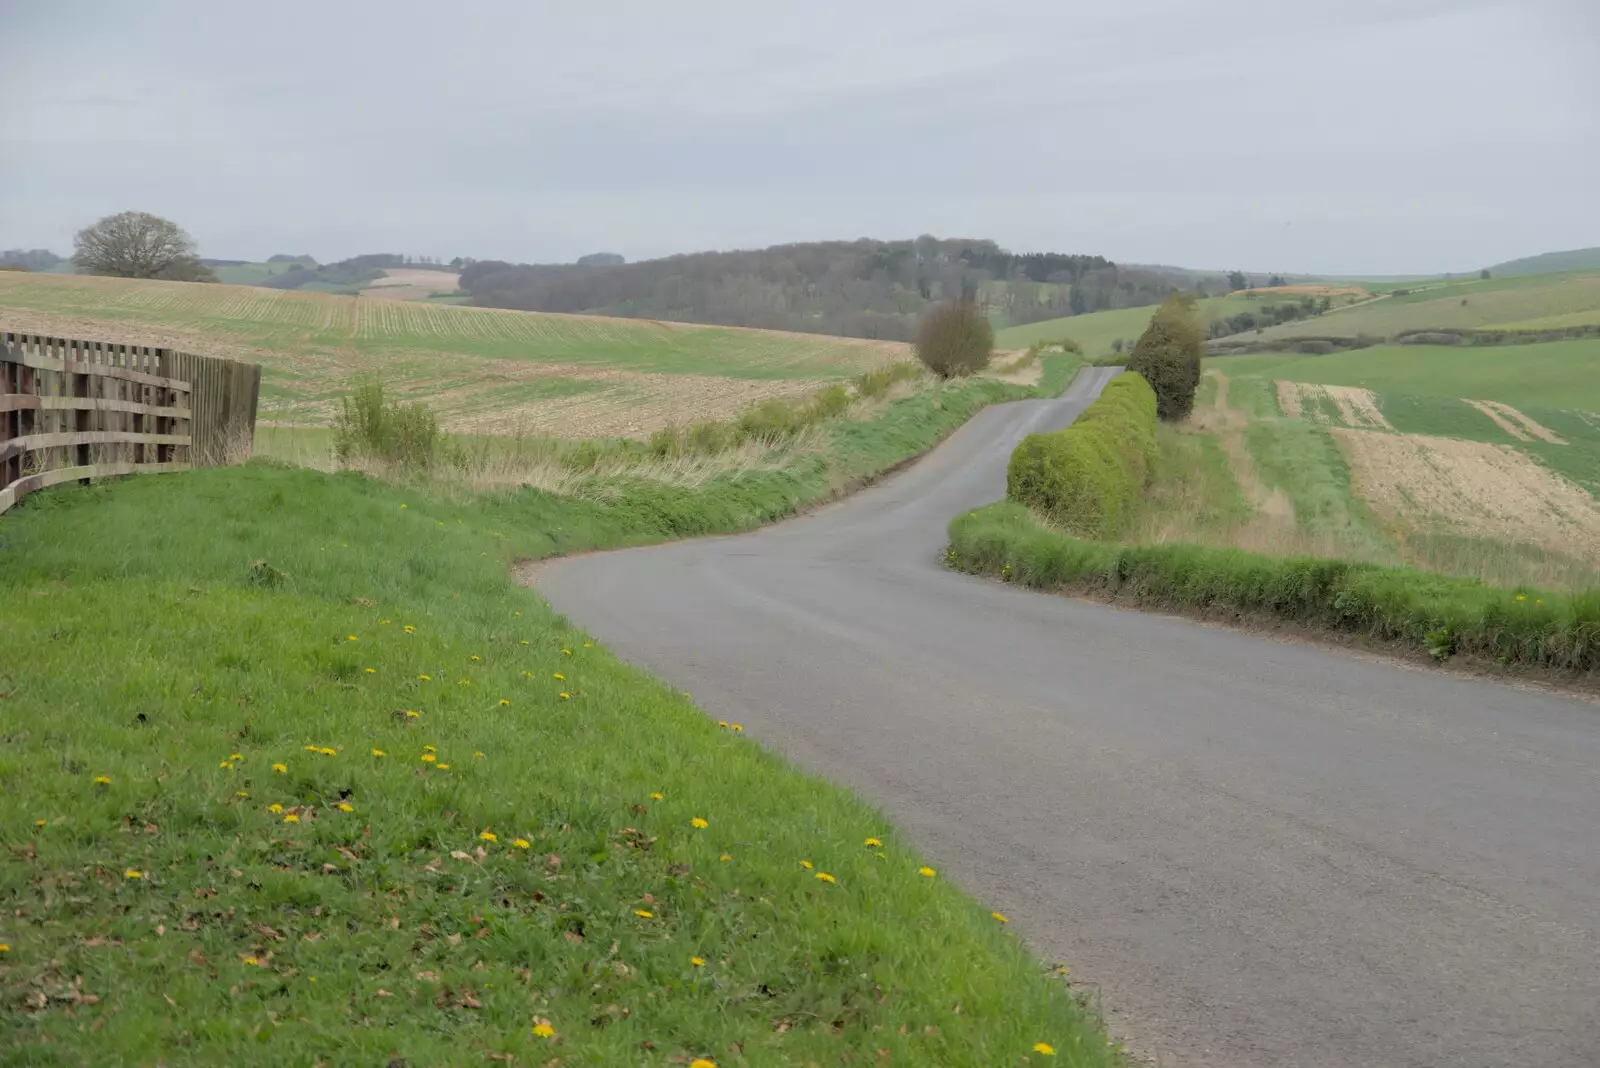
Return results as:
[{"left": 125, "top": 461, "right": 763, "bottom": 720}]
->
[
  {"left": 347, "top": 635, "right": 358, "bottom": 642},
  {"left": 436, "top": 763, "right": 450, "bottom": 770},
  {"left": 0, "top": 944, "right": 8, "bottom": 952},
  {"left": 562, "top": 648, "right": 572, "bottom": 656},
  {"left": 730, "top": 723, "right": 744, "bottom": 732},
  {"left": 583, "top": 642, "right": 593, "bottom": 648},
  {"left": 800, "top": 860, "right": 813, "bottom": 870},
  {"left": 717, "top": 721, "right": 729, "bottom": 729},
  {"left": 480, "top": 831, "right": 498, "bottom": 842},
  {"left": 650, "top": 792, "right": 664, "bottom": 800},
  {"left": 919, "top": 866, "right": 937, "bottom": 878},
  {"left": 124, "top": 869, "right": 143, "bottom": 879},
  {"left": 690, "top": 1059, "right": 716, "bottom": 1068},
  {"left": 559, "top": 692, "right": 570, "bottom": 700},
  {"left": 337, "top": 803, "right": 354, "bottom": 812},
  {"left": 34, "top": 819, "right": 45, "bottom": 827},
  {"left": 519, "top": 640, "right": 529, "bottom": 646},
  {"left": 235, "top": 791, "right": 249, "bottom": 798},
  {"left": 499, "top": 699, "right": 510, "bottom": 707},
  {"left": 230, "top": 753, "right": 242, "bottom": 761},
  {"left": 418, "top": 674, "right": 431, "bottom": 681},
  {"left": 365, "top": 668, "right": 376, "bottom": 674},
  {"left": 421, "top": 754, "right": 437, "bottom": 764},
  {"left": 513, "top": 838, "right": 530, "bottom": 849},
  {"left": 634, "top": 909, "right": 653, "bottom": 919},
  {"left": 272, "top": 764, "right": 287, "bottom": 774},
  {"left": 371, "top": 749, "right": 386, "bottom": 757},
  {"left": 993, "top": 912, "right": 1009, "bottom": 923},
  {"left": 404, "top": 625, "right": 416, "bottom": 634},
  {"left": 864, "top": 837, "right": 882, "bottom": 847},
  {"left": 268, "top": 803, "right": 283, "bottom": 813},
  {"left": 405, "top": 710, "right": 420, "bottom": 719},
  {"left": 304, "top": 745, "right": 321, "bottom": 752},
  {"left": 380, "top": 619, "right": 391, "bottom": 625},
  {"left": 283, "top": 814, "right": 299, "bottom": 824},
  {"left": 94, "top": 775, "right": 111, "bottom": 785},
  {"left": 1033, "top": 1042, "right": 1056, "bottom": 1056},
  {"left": 469, "top": 655, "right": 481, "bottom": 662},
  {"left": 1516, "top": 594, "right": 1527, "bottom": 602},
  {"left": 552, "top": 672, "right": 565, "bottom": 680},
  {"left": 219, "top": 761, "right": 233, "bottom": 770},
  {"left": 475, "top": 751, "right": 485, "bottom": 758},
  {"left": 719, "top": 853, "right": 732, "bottom": 862},
  {"left": 690, "top": 817, "right": 709, "bottom": 829},
  {"left": 318, "top": 747, "right": 337, "bottom": 756},
  {"left": 690, "top": 955, "right": 705, "bottom": 966},
  {"left": 532, "top": 1022, "right": 555, "bottom": 1038},
  {"left": 242, "top": 956, "right": 260, "bottom": 966},
  {"left": 815, "top": 872, "right": 836, "bottom": 884}
]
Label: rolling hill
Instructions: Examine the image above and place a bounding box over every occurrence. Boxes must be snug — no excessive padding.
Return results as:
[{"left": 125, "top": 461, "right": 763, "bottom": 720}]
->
[
  {"left": 1486, "top": 247, "right": 1600, "bottom": 277},
  {"left": 0, "top": 271, "right": 905, "bottom": 439}
]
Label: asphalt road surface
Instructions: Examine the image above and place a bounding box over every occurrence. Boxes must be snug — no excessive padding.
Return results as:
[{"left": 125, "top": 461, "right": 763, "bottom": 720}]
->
[{"left": 538, "top": 369, "right": 1600, "bottom": 1067}]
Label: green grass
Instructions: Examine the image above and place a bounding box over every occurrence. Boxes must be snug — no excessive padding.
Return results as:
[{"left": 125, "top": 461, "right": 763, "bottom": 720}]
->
[
  {"left": 1227, "top": 377, "right": 1393, "bottom": 559},
  {"left": 948, "top": 502, "right": 1600, "bottom": 675},
  {"left": 0, "top": 364, "right": 1111, "bottom": 1066},
  {"left": 1374, "top": 392, "right": 1507, "bottom": 441},
  {"left": 211, "top": 262, "right": 301, "bottom": 286},
  {"left": 1265, "top": 341, "right": 1600, "bottom": 410},
  {"left": 1252, "top": 271, "right": 1600, "bottom": 342}
]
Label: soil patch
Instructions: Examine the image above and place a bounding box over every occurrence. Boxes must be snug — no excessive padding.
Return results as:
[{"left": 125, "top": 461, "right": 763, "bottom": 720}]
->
[
  {"left": 1332, "top": 428, "right": 1600, "bottom": 561},
  {"left": 1468, "top": 400, "right": 1565, "bottom": 445}
]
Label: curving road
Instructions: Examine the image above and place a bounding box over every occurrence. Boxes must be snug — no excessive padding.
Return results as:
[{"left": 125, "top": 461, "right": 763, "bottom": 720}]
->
[{"left": 538, "top": 369, "right": 1600, "bottom": 1067}]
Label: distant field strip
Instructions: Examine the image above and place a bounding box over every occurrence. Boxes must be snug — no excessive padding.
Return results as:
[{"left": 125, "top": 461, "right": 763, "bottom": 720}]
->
[
  {"left": 1255, "top": 272, "right": 1600, "bottom": 341},
  {"left": 0, "top": 273, "right": 908, "bottom": 437}
]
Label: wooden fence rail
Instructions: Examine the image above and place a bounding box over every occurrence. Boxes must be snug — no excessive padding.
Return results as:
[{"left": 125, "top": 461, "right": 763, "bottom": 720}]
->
[{"left": 0, "top": 332, "right": 261, "bottom": 515}]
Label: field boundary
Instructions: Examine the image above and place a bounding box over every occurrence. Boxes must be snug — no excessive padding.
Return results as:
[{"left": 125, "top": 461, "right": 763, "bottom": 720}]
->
[
  {"left": 949, "top": 501, "right": 1600, "bottom": 685},
  {"left": 1, "top": 332, "right": 261, "bottom": 514}
]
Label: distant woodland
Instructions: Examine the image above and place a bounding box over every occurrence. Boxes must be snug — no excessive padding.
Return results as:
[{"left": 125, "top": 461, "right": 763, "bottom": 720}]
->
[{"left": 460, "top": 238, "right": 1229, "bottom": 341}]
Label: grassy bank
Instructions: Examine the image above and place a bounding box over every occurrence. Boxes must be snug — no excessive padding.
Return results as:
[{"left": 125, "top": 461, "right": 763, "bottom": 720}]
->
[
  {"left": 0, "top": 360, "right": 1113, "bottom": 1066},
  {"left": 948, "top": 502, "right": 1599, "bottom": 679}
]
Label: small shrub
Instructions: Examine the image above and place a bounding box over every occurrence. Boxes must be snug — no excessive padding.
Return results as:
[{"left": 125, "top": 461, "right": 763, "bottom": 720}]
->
[
  {"left": 737, "top": 398, "right": 805, "bottom": 441},
  {"left": 1125, "top": 295, "right": 1204, "bottom": 421},
  {"left": 853, "top": 362, "right": 922, "bottom": 399},
  {"left": 914, "top": 300, "right": 994, "bottom": 378},
  {"left": 334, "top": 378, "right": 442, "bottom": 471},
  {"left": 1293, "top": 340, "right": 1336, "bottom": 355}
]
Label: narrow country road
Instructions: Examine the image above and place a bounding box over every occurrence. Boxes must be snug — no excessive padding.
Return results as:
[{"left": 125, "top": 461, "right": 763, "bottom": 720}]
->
[{"left": 537, "top": 369, "right": 1600, "bottom": 1068}]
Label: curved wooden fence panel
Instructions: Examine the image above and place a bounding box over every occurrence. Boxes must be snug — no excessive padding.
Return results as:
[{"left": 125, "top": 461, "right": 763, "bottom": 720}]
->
[{"left": 0, "top": 332, "right": 260, "bottom": 515}]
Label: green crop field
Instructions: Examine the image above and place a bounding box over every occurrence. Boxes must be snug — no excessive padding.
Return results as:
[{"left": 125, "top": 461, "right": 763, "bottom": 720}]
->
[
  {"left": 1249, "top": 271, "right": 1600, "bottom": 342},
  {"left": 1231, "top": 340, "right": 1600, "bottom": 411},
  {"left": 0, "top": 272, "right": 906, "bottom": 439}
]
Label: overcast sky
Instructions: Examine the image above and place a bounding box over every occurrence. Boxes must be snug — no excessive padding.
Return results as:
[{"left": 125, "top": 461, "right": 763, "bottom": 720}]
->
[{"left": 2, "top": 0, "right": 1596, "bottom": 274}]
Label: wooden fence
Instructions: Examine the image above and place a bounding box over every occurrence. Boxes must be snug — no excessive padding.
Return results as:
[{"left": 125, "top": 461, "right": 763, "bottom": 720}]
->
[{"left": 0, "top": 332, "right": 261, "bottom": 515}]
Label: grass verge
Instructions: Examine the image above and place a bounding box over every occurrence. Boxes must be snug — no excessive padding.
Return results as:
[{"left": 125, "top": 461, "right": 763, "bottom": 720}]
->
[
  {"left": 0, "top": 359, "right": 1112, "bottom": 1065},
  {"left": 949, "top": 502, "right": 1599, "bottom": 679}
]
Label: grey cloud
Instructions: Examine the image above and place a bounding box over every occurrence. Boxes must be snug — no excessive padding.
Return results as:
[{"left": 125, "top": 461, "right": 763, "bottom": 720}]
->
[{"left": 1, "top": 0, "right": 1594, "bottom": 274}]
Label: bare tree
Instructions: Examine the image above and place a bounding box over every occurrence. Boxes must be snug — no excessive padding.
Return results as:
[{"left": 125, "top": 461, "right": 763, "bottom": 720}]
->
[{"left": 73, "top": 211, "right": 216, "bottom": 281}]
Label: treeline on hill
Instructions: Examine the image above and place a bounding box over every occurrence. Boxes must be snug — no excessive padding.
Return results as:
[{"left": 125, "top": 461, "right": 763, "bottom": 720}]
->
[
  {"left": 0, "top": 248, "right": 66, "bottom": 271},
  {"left": 255, "top": 253, "right": 460, "bottom": 292},
  {"left": 459, "top": 238, "right": 1207, "bottom": 342},
  {"left": 1208, "top": 294, "right": 1333, "bottom": 339}
]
